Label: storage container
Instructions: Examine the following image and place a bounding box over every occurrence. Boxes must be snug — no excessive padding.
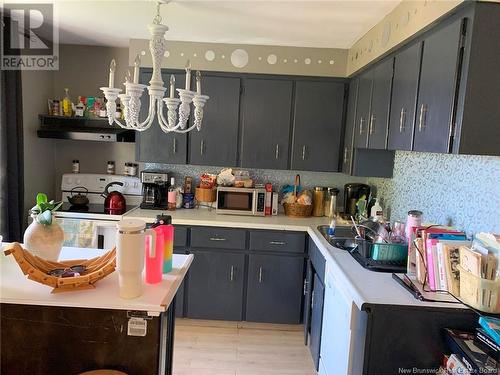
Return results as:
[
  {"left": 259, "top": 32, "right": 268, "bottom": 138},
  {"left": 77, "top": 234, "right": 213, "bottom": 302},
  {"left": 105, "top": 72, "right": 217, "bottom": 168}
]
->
[
  {"left": 370, "top": 242, "right": 408, "bottom": 262},
  {"left": 456, "top": 265, "right": 500, "bottom": 314}
]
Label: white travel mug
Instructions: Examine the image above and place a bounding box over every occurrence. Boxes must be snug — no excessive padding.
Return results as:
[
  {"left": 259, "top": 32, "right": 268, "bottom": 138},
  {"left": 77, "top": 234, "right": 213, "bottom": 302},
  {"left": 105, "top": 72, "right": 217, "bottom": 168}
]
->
[{"left": 116, "top": 219, "right": 156, "bottom": 299}]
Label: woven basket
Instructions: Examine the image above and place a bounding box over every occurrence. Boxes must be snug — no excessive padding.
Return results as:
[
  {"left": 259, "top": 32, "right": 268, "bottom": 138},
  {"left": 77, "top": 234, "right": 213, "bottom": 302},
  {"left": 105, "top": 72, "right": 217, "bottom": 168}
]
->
[
  {"left": 283, "top": 174, "right": 312, "bottom": 218},
  {"left": 3, "top": 242, "right": 116, "bottom": 293}
]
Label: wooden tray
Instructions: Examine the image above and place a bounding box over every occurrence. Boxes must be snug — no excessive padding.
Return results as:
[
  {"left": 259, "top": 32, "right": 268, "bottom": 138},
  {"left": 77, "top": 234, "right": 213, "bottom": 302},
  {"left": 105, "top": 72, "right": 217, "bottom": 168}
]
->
[{"left": 3, "top": 242, "right": 116, "bottom": 293}]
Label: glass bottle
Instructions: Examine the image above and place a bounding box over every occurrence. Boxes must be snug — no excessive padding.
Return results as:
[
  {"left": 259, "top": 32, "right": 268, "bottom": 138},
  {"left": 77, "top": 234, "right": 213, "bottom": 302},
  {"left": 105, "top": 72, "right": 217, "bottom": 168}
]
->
[
  {"left": 168, "top": 177, "right": 177, "bottom": 211},
  {"left": 62, "top": 88, "right": 73, "bottom": 116}
]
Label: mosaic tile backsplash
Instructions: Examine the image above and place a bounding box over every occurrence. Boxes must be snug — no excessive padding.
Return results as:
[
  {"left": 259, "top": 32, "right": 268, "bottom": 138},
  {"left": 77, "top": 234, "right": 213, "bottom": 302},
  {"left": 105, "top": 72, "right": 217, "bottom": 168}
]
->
[{"left": 368, "top": 151, "right": 500, "bottom": 235}]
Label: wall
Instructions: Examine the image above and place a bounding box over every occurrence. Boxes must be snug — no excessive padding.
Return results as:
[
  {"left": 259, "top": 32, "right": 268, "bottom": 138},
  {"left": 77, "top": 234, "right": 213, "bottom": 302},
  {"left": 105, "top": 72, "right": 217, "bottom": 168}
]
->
[
  {"left": 22, "top": 70, "right": 55, "bottom": 222},
  {"left": 369, "top": 151, "right": 500, "bottom": 235},
  {"left": 51, "top": 44, "right": 135, "bottom": 197}
]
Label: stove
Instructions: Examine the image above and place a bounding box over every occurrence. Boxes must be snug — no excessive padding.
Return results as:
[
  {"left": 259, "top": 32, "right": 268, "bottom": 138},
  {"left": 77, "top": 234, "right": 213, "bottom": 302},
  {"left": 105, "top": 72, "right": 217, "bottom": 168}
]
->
[{"left": 55, "top": 173, "right": 142, "bottom": 249}]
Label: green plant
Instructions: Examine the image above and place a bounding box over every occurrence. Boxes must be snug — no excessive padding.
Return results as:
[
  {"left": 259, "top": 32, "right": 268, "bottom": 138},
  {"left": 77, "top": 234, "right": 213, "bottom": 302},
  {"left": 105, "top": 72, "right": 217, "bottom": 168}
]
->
[{"left": 31, "top": 193, "right": 62, "bottom": 225}]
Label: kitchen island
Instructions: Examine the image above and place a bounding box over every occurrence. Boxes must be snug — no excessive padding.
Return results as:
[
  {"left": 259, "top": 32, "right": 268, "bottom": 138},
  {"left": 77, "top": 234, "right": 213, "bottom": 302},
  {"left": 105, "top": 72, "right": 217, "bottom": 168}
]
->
[{"left": 0, "top": 245, "right": 193, "bottom": 375}]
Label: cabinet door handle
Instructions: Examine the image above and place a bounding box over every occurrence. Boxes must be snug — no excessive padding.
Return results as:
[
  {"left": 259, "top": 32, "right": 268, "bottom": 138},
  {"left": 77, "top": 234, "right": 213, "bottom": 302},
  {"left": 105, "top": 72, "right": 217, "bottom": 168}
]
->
[
  {"left": 399, "top": 107, "right": 406, "bottom": 133},
  {"left": 200, "top": 139, "right": 205, "bottom": 155},
  {"left": 301, "top": 145, "right": 306, "bottom": 160},
  {"left": 369, "top": 114, "right": 376, "bottom": 135},
  {"left": 359, "top": 117, "right": 365, "bottom": 135},
  {"left": 269, "top": 241, "right": 286, "bottom": 245},
  {"left": 275, "top": 144, "right": 279, "bottom": 159},
  {"left": 258, "top": 267, "right": 263, "bottom": 283},
  {"left": 343, "top": 146, "right": 348, "bottom": 161},
  {"left": 303, "top": 278, "right": 309, "bottom": 296},
  {"left": 172, "top": 138, "right": 177, "bottom": 154},
  {"left": 209, "top": 237, "right": 226, "bottom": 241},
  {"left": 418, "top": 104, "right": 427, "bottom": 132},
  {"left": 230, "top": 265, "right": 235, "bottom": 282},
  {"left": 311, "top": 290, "right": 315, "bottom": 309}
]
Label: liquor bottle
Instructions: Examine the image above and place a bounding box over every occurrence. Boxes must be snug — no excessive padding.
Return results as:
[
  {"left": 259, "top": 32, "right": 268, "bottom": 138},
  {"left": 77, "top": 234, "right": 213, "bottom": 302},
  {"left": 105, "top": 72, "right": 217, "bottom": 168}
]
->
[{"left": 168, "top": 177, "right": 177, "bottom": 211}]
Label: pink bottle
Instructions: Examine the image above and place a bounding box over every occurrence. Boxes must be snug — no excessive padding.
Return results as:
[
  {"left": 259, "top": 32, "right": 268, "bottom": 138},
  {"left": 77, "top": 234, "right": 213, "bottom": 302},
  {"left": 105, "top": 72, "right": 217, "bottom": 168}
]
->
[{"left": 145, "top": 215, "right": 173, "bottom": 283}]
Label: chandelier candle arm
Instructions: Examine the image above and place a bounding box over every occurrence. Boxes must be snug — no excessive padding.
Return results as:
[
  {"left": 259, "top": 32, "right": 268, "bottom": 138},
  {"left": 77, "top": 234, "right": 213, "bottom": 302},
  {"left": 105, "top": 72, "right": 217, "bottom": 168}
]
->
[{"left": 99, "top": 1, "right": 209, "bottom": 133}]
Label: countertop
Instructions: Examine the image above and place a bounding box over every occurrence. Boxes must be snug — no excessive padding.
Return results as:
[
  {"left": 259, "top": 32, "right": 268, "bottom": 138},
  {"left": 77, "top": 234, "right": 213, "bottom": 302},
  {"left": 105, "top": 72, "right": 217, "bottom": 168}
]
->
[
  {"left": 1, "top": 246, "right": 193, "bottom": 316},
  {"left": 126, "top": 207, "right": 467, "bottom": 311}
]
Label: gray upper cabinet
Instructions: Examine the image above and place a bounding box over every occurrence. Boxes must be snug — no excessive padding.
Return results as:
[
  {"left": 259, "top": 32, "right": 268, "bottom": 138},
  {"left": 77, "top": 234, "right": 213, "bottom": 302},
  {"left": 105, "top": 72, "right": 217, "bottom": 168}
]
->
[
  {"left": 136, "top": 71, "right": 188, "bottom": 164},
  {"left": 246, "top": 254, "right": 304, "bottom": 324},
  {"left": 240, "top": 79, "right": 293, "bottom": 169},
  {"left": 413, "top": 18, "right": 463, "bottom": 153},
  {"left": 368, "top": 59, "right": 393, "bottom": 149},
  {"left": 387, "top": 42, "right": 422, "bottom": 151},
  {"left": 189, "top": 76, "right": 240, "bottom": 167},
  {"left": 353, "top": 72, "right": 372, "bottom": 149},
  {"left": 291, "top": 81, "right": 345, "bottom": 172},
  {"left": 342, "top": 79, "right": 358, "bottom": 174}
]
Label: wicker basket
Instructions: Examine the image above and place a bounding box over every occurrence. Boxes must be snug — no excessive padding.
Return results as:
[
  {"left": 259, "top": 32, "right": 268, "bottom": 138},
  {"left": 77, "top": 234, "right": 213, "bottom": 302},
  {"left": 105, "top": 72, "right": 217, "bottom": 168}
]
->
[
  {"left": 195, "top": 187, "right": 216, "bottom": 203},
  {"left": 283, "top": 174, "right": 312, "bottom": 218},
  {"left": 3, "top": 242, "right": 116, "bottom": 293}
]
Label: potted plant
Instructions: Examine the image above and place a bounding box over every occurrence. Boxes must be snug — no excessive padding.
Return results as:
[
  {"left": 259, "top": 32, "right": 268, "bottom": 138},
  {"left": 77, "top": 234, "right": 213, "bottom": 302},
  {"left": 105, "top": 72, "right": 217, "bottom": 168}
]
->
[{"left": 23, "top": 193, "right": 64, "bottom": 261}]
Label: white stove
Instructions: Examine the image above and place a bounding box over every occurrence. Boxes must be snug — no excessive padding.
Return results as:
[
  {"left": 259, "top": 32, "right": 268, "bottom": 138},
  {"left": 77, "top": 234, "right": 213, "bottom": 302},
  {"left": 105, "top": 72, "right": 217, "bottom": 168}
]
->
[{"left": 55, "top": 173, "right": 142, "bottom": 249}]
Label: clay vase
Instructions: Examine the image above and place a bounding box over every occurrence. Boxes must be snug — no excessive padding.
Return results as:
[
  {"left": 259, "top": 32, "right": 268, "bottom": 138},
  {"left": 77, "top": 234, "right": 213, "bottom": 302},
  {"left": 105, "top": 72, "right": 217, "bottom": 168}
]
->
[{"left": 23, "top": 215, "right": 64, "bottom": 261}]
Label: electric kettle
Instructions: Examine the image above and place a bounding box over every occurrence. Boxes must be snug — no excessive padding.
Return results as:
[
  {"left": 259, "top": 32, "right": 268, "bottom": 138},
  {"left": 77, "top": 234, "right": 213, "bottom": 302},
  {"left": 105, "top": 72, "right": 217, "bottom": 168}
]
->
[{"left": 102, "top": 181, "right": 126, "bottom": 214}]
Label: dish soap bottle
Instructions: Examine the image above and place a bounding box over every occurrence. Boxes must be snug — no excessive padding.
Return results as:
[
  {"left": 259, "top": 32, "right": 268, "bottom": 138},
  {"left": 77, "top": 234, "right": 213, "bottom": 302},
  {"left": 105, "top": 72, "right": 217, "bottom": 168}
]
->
[
  {"left": 370, "top": 198, "right": 384, "bottom": 222},
  {"left": 62, "top": 88, "right": 73, "bottom": 116}
]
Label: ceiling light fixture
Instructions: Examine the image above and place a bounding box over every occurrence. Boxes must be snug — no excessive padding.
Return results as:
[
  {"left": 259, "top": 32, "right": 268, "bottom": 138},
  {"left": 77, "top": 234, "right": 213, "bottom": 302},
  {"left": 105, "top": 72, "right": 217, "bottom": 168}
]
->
[{"left": 100, "top": 1, "right": 209, "bottom": 133}]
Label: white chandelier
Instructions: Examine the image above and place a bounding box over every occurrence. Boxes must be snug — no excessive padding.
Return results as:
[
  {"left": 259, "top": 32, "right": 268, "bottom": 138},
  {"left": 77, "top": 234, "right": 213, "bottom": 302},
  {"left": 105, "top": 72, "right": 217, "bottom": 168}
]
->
[{"left": 100, "top": 1, "right": 209, "bottom": 133}]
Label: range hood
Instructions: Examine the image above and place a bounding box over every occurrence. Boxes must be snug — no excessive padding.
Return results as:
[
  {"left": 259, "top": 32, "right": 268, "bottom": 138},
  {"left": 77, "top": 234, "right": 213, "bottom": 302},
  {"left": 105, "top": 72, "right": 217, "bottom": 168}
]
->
[{"left": 37, "top": 115, "right": 135, "bottom": 142}]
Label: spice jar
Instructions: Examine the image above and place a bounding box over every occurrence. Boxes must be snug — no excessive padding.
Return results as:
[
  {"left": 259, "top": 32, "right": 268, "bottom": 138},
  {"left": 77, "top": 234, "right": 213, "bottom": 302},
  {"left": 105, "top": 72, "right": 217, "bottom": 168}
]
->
[
  {"left": 107, "top": 161, "right": 115, "bottom": 175},
  {"left": 324, "top": 187, "right": 339, "bottom": 217},
  {"left": 72, "top": 159, "right": 80, "bottom": 174},
  {"left": 313, "top": 187, "right": 325, "bottom": 217}
]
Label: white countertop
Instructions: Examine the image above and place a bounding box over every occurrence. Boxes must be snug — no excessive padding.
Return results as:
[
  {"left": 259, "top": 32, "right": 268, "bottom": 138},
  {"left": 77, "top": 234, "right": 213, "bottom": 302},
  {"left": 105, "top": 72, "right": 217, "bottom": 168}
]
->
[
  {"left": 1, "top": 246, "right": 193, "bottom": 316},
  {"left": 126, "top": 207, "right": 467, "bottom": 311}
]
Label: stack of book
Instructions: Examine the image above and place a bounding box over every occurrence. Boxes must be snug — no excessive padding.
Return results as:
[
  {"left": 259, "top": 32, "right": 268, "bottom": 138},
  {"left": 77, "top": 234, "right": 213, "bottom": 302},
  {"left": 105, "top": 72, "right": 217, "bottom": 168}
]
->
[{"left": 443, "top": 317, "right": 499, "bottom": 374}]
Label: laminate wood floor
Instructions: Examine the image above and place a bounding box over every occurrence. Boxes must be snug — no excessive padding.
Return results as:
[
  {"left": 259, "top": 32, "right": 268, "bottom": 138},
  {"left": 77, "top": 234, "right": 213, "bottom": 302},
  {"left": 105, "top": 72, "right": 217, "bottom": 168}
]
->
[{"left": 172, "top": 319, "right": 317, "bottom": 375}]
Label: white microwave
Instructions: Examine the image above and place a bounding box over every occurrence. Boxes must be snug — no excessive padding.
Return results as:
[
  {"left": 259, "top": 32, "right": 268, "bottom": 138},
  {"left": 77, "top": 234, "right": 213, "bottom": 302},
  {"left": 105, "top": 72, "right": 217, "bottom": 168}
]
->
[{"left": 216, "top": 187, "right": 266, "bottom": 216}]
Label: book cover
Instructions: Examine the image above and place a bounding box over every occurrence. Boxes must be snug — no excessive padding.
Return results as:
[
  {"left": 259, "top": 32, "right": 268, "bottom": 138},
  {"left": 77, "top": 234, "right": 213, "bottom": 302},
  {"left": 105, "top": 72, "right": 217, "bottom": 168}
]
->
[
  {"left": 445, "top": 329, "right": 498, "bottom": 373},
  {"left": 479, "top": 317, "right": 500, "bottom": 346},
  {"left": 426, "top": 238, "right": 437, "bottom": 291},
  {"left": 460, "top": 246, "right": 483, "bottom": 277},
  {"left": 440, "top": 240, "right": 471, "bottom": 297},
  {"left": 446, "top": 354, "right": 470, "bottom": 375},
  {"left": 476, "top": 328, "right": 500, "bottom": 361},
  {"left": 436, "top": 242, "right": 448, "bottom": 292}
]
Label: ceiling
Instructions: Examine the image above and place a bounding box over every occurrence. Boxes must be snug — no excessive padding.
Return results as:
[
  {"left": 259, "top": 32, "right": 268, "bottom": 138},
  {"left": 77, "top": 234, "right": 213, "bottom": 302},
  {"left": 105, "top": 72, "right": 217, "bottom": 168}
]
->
[{"left": 46, "top": 0, "right": 401, "bottom": 49}]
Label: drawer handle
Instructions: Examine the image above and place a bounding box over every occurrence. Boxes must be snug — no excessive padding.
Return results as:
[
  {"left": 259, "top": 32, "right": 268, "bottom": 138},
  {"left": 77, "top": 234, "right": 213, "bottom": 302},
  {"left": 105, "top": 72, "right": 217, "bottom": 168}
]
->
[
  {"left": 258, "top": 267, "right": 263, "bottom": 283},
  {"left": 209, "top": 237, "right": 226, "bottom": 241},
  {"left": 230, "top": 265, "right": 235, "bottom": 282},
  {"left": 269, "top": 241, "right": 286, "bottom": 245}
]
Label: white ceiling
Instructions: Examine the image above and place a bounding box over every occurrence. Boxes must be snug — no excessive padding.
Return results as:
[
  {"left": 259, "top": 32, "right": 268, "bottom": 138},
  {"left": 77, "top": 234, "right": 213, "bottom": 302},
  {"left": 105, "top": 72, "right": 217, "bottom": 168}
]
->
[{"left": 47, "top": 0, "right": 401, "bottom": 49}]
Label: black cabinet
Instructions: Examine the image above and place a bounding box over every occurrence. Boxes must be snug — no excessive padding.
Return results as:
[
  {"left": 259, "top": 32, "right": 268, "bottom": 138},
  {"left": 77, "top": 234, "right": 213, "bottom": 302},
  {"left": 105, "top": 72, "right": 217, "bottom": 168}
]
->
[
  {"left": 413, "top": 18, "right": 464, "bottom": 153},
  {"left": 246, "top": 254, "right": 304, "bottom": 324},
  {"left": 187, "top": 250, "right": 245, "bottom": 321},
  {"left": 387, "top": 42, "right": 422, "bottom": 151},
  {"left": 342, "top": 79, "right": 358, "bottom": 174},
  {"left": 353, "top": 72, "right": 372, "bottom": 149},
  {"left": 368, "top": 59, "right": 393, "bottom": 149},
  {"left": 136, "top": 71, "right": 188, "bottom": 164},
  {"left": 309, "top": 273, "right": 325, "bottom": 370},
  {"left": 240, "top": 79, "right": 293, "bottom": 169},
  {"left": 188, "top": 76, "right": 240, "bottom": 167},
  {"left": 291, "top": 81, "right": 345, "bottom": 172}
]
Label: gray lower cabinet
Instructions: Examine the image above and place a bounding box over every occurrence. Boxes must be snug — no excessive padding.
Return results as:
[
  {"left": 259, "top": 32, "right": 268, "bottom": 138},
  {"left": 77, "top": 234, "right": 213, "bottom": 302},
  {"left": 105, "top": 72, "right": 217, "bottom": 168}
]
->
[
  {"left": 353, "top": 71, "right": 373, "bottom": 149},
  {"left": 173, "top": 226, "right": 188, "bottom": 318},
  {"left": 187, "top": 250, "right": 245, "bottom": 321},
  {"left": 246, "top": 254, "right": 304, "bottom": 324},
  {"left": 387, "top": 42, "right": 422, "bottom": 151},
  {"left": 309, "top": 273, "right": 325, "bottom": 370},
  {"left": 291, "top": 81, "right": 345, "bottom": 172},
  {"left": 188, "top": 76, "right": 241, "bottom": 167},
  {"left": 367, "top": 58, "right": 393, "bottom": 149},
  {"left": 240, "top": 78, "right": 293, "bottom": 169},
  {"left": 413, "top": 18, "right": 463, "bottom": 153},
  {"left": 136, "top": 71, "right": 188, "bottom": 164}
]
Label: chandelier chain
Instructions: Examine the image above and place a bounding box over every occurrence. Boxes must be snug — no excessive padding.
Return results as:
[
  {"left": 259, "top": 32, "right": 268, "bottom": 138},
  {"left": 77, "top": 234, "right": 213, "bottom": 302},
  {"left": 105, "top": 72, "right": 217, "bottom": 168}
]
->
[{"left": 153, "top": 2, "right": 162, "bottom": 25}]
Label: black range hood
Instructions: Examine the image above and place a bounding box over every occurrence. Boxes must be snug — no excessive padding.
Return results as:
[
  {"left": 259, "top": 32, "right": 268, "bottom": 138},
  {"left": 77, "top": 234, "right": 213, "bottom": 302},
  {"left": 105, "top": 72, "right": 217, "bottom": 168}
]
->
[{"left": 37, "top": 115, "right": 135, "bottom": 142}]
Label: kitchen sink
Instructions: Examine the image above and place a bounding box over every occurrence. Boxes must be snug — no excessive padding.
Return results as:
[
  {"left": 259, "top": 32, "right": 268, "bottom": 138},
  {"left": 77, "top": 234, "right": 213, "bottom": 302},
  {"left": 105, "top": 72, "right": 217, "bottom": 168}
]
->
[{"left": 317, "top": 225, "right": 355, "bottom": 240}]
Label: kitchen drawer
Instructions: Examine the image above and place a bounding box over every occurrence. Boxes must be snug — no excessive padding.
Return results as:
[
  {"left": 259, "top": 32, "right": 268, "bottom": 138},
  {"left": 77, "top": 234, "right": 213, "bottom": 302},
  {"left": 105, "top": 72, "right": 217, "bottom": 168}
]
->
[
  {"left": 190, "top": 227, "right": 246, "bottom": 250},
  {"left": 309, "top": 240, "right": 325, "bottom": 282},
  {"left": 174, "top": 226, "right": 188, "bottom": 248},
  {"left": 249, "top": 231, "right": 306, "bottom": 254}
]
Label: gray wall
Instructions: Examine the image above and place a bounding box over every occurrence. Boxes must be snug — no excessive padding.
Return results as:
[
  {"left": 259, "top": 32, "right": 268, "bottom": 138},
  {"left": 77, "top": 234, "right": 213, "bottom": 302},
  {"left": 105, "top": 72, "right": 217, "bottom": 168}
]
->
[
  {"left": 369, "top": 151, "right": 500, "bottom": 235},
  {"left": 22, "top": 70, "right": 55, "bottom": 221}
]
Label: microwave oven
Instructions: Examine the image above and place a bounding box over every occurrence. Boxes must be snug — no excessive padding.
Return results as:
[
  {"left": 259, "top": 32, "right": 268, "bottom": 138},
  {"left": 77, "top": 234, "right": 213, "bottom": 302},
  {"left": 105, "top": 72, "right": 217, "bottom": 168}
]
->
[{"left": 216, "top": 187, "right": 266, "bottom": 216}]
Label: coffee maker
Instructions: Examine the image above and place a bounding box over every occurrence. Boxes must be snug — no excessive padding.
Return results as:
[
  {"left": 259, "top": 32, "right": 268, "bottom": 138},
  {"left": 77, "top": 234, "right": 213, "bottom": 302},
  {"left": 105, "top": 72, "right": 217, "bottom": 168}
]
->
[
  {"left": 140, "top": 170, "right": 169, "bottom": 209},
  {"left": 343, "top": 183, "right": 371, "bottom": 219}
]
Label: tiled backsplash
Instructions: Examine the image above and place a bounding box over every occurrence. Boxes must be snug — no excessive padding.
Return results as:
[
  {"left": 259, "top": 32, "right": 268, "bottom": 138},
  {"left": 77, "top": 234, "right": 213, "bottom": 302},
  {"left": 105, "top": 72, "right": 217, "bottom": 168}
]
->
[
  {"left": 369, "top": 151, "right": 500, "bottom": 235},
  {"left": 144, "top": 163, "right": 368, "bottom": 206}
]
